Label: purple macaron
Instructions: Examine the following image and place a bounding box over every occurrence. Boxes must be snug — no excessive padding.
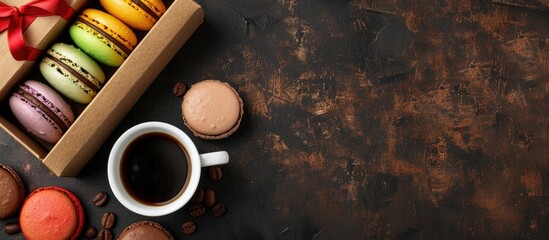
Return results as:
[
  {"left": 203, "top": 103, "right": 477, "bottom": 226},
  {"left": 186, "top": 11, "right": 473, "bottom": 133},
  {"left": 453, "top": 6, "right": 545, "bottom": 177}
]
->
[{"left": 9, "top": 80, "right": 75, "bottom": 144}]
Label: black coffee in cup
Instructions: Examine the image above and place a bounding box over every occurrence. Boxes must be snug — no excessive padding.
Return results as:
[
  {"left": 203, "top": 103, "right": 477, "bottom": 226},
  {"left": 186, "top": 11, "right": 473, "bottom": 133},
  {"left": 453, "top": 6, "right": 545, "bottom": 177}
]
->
[{"left": 120, "top": 132, "right": 190, "bottom": 205}]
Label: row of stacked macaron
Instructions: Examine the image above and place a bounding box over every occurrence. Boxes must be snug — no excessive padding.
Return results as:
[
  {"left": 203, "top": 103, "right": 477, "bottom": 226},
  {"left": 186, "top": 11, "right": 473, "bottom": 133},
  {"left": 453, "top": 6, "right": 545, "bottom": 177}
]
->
[{"left": 9, "top": 0, "right": 166, "bottom": 144}]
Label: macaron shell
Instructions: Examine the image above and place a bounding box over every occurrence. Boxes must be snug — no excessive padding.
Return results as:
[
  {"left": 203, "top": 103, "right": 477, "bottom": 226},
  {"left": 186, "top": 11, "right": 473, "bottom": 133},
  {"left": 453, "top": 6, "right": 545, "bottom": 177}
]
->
[
  {"left": 10, "top": 96, "right": 63, "bottom": 143},
  {"left": 70, "top": 9, "right": 137, "bottom": 67},
  {"left": 41, "top": 62, "right": 92, "bottom": 103},
  {"left": 0, "top": 164, "right": 25, "bottom": 219},
  {"left": 40, "top": 43, "right": 105, "bottom": 104},
  {"left": 81, "top": 9, "right": 138, "bottom": 49},
  {"left": 69, "top": 25, "right": 125, "bottom": 66},
  {"left": 182, "top": 80, "right": 243, "bottom": 139},
  {"left": 9, "top": 80, "right": 75, "bottom": 143},
  {"left": 25, "top": 81, "right": 74, "bottom": 120},
  {"left": 100, "top": 0, "right": 166, "bottom": 31},
  {"left": 118, "top": 221, "right": 174, "bottom": 240},
  {"left": 50, "top": 43, "right": 106, "bottom": 83},
  {"left": 20, "top": 187, "right": 84, "bottom": 240}
]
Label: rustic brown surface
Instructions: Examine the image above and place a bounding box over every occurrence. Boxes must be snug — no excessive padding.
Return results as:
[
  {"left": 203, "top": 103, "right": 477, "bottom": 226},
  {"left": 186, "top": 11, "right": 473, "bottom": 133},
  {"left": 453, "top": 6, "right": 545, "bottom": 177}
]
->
[{"left": 1, "top": 0, "right": 549, "bottom": 239}]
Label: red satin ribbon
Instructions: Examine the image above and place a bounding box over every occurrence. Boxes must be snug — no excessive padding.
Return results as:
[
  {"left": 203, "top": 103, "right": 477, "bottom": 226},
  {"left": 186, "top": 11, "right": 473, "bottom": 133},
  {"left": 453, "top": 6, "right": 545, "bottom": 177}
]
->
[{"left": 0, "top": 0, "right": 74, "bottom": 61}]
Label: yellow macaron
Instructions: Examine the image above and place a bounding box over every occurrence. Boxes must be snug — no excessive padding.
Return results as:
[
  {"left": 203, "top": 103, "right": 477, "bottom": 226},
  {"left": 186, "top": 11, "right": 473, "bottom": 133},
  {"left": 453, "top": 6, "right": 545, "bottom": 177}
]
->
[{"left": 100, "top": 0, "right": 166, "bottom": 31}]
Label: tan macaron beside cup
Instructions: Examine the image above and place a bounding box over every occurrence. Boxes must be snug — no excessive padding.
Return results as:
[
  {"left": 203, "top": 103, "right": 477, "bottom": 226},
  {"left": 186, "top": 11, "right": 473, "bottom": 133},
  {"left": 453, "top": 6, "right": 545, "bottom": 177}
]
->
[{"left": 181, "top": 80, "right": 243, "bottom": 140}]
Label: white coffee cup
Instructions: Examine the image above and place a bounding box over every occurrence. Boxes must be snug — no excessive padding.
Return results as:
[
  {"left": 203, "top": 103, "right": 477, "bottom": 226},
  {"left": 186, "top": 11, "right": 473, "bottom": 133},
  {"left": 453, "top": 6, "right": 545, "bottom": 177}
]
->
[{"left": 107, "top": 121, "right": 229, "bottom": 217}]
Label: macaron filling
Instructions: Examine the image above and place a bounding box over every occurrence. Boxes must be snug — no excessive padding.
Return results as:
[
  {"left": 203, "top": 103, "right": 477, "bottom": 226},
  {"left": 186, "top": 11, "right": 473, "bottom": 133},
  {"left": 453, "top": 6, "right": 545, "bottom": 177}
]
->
[
  {"left": 43, "top": 52, "right": 101, "bottom": 94},
  {"left": 75, "top": 16, "right": 132, "bottom": 58},
  {"left": 132, "top": 0, "right": 161, "bottom": 21},
  {"left": 15, "top": 83, "right": 72, "bottom": 133}
]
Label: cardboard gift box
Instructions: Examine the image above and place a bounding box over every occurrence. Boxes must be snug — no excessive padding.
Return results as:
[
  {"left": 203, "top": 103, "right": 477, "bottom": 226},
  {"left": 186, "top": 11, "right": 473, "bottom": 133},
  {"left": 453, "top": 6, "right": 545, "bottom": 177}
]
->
[{"left": 0, "top": 0, "right": 204, "bottom": 176}]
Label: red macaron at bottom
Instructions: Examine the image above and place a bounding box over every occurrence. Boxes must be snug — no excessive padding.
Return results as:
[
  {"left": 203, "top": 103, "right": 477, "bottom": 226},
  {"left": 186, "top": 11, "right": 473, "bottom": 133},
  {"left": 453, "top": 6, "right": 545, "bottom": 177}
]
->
[{"left": 20, "top": 186, "right": 84, "bottom": 240}]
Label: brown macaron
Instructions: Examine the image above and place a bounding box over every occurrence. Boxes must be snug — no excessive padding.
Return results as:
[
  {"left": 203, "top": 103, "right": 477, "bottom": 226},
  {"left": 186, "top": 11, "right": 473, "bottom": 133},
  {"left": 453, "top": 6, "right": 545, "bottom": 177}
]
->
[
  {"left": 118, "top": 221, "right": 173, "bottom": 240},
  {"left": 0, "top": 164, "right": 25, "bottom": 219},
  {"left": 181, "top": 80, "right": 243, "bottom": 140}
]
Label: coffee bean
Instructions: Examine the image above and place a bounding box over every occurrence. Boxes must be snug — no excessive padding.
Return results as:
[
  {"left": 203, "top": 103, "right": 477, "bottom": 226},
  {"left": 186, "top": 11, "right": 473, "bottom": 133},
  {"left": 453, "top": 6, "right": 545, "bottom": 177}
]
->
[
  {"left": 203, "top": 188, "right": 216, "bottom": 208},
  {"left": 188, "top": 203, "right": 206, "bottom": 217},
  {"left": 191, "top": 186, "right": 204, "bottom": 203},
  {"left": 93, "top": 191, "right": 109, "bottom": 207},
  {"left": 181, "top": 220, "right": 197, "bottom": 235},
  {"left": 3, "top": 222, "right": 21, "bottom": 235},
  {"left": 212, "top": 202, "right": 226, "bottom": 217},
  {"left": 84, "top": 226, "right": 98, "bottom": 239},
  {"left": 209, "top": 166, "right": 223, "bottom": 182},
  {"left": 98, "top": 229, "right": 113, "bottom": 240},
  {"left": 173, "top": 82, "right": 187, "bottom": 97},
  {"left": 101, "top": 212, "right": 116, "bottom": 229}
]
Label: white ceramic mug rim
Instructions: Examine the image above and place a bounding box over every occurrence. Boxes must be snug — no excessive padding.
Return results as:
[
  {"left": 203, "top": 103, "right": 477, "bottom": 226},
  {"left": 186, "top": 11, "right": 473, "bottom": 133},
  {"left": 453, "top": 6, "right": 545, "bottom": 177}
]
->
[{"left": 107, "top": 121, "right": 201, "bottom": 217}]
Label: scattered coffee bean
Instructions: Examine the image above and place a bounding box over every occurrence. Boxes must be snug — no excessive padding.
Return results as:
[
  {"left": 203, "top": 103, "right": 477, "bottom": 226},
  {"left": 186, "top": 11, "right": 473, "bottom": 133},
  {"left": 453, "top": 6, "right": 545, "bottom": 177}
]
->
[
  {"left": 203, "top": 188, "right": 216, "bottom": 208},
  {"left": 181, "top": 220, "right": 197, "bottom": 235},
  {"left": 209, "top": 166, "right": 223, "bottom": 182},
  {"left": 101, "top": 212, "right": 116, "bottom": 229},
  {"left": 212, "top": 202, "right": 226, "bottom": 217},
  {"left": 173, "top": 82, "right": 187, "bottom": 97},
  {"left": 85, "top": 226, "right": 98, "bottom": 239},
  {"left": 98, "top": 229, "right": 113, "bottom": 240},
  {"left": 3, "top": 222, "right": 21, "bottom": 235},
  {"left": 188, "top": 204, "right": 206, "bottom": 217},
  {"left": 93, "top": 191, "right": 109, "bottom": 207},
  {"left": 191, "top": 186, "right": 204, "bottom": 203}
]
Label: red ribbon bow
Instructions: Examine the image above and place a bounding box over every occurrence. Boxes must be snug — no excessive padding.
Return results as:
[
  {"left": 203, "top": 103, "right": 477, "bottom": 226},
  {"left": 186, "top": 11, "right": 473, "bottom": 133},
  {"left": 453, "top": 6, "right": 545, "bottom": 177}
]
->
[{"left": 0, "top": 0, "right": 74, "bottom": 61}]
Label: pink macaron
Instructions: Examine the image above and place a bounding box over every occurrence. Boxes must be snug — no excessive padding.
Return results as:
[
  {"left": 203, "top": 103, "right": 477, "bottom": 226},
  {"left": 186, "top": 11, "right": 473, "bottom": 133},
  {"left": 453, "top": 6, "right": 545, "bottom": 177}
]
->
[{"left": 9, "top": 80, "right": 75, "bottom": 144}]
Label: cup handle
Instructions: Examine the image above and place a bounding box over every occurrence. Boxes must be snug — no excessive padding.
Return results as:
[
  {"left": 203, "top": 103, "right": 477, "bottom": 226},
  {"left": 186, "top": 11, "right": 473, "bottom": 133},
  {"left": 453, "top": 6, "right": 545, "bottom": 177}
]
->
[{"left": 199, "top": 151, "right": 229, "bottom": 167}]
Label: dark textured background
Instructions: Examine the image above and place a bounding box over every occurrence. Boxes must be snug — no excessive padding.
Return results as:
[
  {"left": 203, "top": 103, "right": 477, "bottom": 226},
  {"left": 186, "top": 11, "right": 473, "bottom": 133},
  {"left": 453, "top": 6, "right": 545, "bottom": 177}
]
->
[{"left": 2, "top": 0, "right": 549, "bottom": 239}]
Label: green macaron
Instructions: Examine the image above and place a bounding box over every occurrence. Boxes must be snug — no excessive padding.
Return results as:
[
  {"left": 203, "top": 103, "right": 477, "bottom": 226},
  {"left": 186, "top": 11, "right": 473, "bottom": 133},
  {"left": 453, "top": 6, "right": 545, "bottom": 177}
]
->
[
  {"left": 40, "top": 43, "right": 106, "bottom": 104},
  {"left": 69, "top": 9, "right": 137, "bottom": 67}
]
